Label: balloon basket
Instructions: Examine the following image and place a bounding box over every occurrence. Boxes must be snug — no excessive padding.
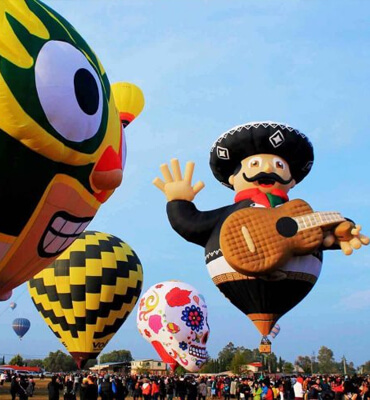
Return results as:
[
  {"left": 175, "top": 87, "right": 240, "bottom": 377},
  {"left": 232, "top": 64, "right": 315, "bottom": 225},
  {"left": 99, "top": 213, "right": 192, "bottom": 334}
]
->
[{"left": 259, "top": 336, "right": 271, "bottom": 354}]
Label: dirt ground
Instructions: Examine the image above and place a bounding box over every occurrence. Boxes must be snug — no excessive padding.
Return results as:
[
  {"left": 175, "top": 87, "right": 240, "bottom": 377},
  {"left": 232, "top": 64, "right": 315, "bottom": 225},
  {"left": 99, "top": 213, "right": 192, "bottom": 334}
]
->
[{"left": 0, "top": 379, "right": 49, "bottom": 400}]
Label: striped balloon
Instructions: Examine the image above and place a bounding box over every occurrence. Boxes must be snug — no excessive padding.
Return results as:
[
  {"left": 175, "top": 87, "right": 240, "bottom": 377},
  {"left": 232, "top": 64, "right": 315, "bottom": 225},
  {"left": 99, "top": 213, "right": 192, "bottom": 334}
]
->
[
  {"left": 12, "top": 318, "right": 30, "bottom": 339},
  {"left": 28, "top": 231, "right": 143, "bottom": 369},
  {"left": 270, "top": 323, "right": 281, "bottom": 339}
]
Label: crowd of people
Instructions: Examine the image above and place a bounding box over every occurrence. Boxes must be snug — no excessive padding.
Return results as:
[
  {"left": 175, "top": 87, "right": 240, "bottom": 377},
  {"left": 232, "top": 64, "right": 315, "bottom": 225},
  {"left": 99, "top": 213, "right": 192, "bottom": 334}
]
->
[{"left": 2, "top": 373, "right": 369, "bottom": 400}]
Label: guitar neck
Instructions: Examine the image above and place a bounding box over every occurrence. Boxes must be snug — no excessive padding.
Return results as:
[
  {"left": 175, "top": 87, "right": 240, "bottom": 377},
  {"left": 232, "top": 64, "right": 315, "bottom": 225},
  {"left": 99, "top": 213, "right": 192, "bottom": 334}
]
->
[{"left": 293, "top": 211, "right": 345, "bottom": 232}]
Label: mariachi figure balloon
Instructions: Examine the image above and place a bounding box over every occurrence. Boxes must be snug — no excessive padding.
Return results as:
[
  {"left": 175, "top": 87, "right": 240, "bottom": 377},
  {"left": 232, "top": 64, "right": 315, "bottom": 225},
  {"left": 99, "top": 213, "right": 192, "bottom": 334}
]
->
[
  {"left": 0, "top": 0, "right": 144, "bottom": 300},
  {"left": 28, "top": 231, "right": 143, "bottom": 369},
  {"left": 154, "top": 121, "right": 369, "bottom": 352},
  {"left": 137, "top": 281, "right": 210, "bottom": 372}
]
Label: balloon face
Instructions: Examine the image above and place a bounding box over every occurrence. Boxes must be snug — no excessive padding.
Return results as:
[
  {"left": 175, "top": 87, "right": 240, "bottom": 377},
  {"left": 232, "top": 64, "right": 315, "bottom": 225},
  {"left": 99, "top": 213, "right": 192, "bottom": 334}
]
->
[
  {"left": 12, "top": 318, "right": 30, "bottom": 339},
  {"left": 28, "top": 231, "right": 143, "bottom": 369},
  {"left": 0, "top": 0, "right": 144, "bottom": 297},
  {"left": 137, "top": 281, "right": 210, "bottom": 373}
]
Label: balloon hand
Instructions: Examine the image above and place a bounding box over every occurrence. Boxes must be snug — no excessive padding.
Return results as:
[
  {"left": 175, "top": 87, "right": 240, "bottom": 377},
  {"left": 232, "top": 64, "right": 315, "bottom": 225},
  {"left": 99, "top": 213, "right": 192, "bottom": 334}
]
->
[
  {"left": 153, "top": 159, "right": 205, "bottom": 202},
  {"left": 323, "top": 222, "right": 369, "bottom": 255}
]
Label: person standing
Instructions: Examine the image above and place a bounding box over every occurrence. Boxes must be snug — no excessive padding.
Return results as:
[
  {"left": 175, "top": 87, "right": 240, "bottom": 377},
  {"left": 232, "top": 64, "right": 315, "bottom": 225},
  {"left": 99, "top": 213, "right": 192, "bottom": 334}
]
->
[
  {"left": 176, "top": 377, "right": 187, "bottom": 400},
  {"left": 294, "top": 377, "right": 305, "bottom": 400},
  {"left": 142, "top": 380, "right": 152, "bottom": 400},
  {"left": 18, "top": 376, "right": 29, "bottom": 400},
  {"left": 151, "top": 380, "right": 160, "bottom": 400},
  {"left": 48, "top": 376, "right": 64, "bottom": 400},
  {"left": 223, "top": 380, "right": 231, "bottom": 400},
  {"left": 99, "top": 375, "right": 114, "bottom": 400},
  {"left": 187, "top": 378, "right": 198, "bottom": 400},
  {"left": 10, "top": 376, "right": 19, "bottom": 400},
  {"left": 134, "top": 381, "right": 143, "bottom": 400},
  {"left": 85, "top": 375, "right": 99, "bottom": 400},
  {"left": 198, "top": 379, "right": 207, "bottom": 400},
  {"left": 253, "top": 383, "right": 263, "bottom": 400}
]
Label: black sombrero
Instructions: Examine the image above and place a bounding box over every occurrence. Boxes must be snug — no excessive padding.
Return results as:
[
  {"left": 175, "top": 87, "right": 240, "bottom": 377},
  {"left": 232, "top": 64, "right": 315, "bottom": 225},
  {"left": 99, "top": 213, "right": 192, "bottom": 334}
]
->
[{"left": 209, "top": 121, "right": 314, "bottom": 189}]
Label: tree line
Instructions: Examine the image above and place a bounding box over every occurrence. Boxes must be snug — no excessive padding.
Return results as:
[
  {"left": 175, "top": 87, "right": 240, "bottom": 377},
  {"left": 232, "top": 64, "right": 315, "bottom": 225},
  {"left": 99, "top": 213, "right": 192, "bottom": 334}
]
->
[
  {"left": 3, "top": 350, "right": 133, "bottom": 372},
  {"left": 2, "top": 345, "right": 370, "bottom": 375},
  {"left": 200, "top": 342, "right": 370, "bottom": 375}
]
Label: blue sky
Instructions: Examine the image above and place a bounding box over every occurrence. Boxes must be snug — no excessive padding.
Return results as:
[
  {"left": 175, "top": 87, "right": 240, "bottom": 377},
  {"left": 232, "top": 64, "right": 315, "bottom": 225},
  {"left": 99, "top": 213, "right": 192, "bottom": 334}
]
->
[{"left": 1, "top": 0, "right": 369, "bottom": 367}]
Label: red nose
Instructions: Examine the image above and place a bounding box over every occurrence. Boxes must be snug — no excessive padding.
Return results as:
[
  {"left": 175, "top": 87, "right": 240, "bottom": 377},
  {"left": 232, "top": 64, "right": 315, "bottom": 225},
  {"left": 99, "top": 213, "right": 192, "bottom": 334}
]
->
[{"left": 91, "top": 145, "right": 122, "bottom": 191}]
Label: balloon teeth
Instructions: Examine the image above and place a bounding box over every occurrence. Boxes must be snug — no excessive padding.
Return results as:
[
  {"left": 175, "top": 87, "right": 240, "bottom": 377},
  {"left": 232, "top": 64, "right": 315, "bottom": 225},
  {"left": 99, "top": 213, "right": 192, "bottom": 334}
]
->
[
  {"left": 41, "top": 213, "right": 92, "bottom": 256},
  {"left": 189, "top": 345, "right": 207, "bottom": 359}
]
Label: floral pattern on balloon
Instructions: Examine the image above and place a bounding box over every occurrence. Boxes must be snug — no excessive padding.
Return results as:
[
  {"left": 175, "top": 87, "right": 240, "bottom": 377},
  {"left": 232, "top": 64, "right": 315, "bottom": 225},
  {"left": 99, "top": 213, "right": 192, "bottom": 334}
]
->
[
  {"left": 137, "top": 281, "right": 210, "bottom": 372},
  {"left": 181, "top": 305, "right": 204, "bottom": 332}
]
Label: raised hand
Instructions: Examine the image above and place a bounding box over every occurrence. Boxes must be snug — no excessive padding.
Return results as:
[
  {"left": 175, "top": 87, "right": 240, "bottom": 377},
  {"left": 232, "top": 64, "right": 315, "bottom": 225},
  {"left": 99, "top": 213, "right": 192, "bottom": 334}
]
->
[{"left": 153, "top": 158, "right": 205, "bottom": 202}]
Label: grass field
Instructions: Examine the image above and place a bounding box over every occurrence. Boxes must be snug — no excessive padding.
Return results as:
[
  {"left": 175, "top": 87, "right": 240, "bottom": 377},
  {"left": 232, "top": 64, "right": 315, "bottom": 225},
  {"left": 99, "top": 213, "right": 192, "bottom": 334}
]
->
[{"left": 0, "top": 379, "right": 50, "bottom": 400}]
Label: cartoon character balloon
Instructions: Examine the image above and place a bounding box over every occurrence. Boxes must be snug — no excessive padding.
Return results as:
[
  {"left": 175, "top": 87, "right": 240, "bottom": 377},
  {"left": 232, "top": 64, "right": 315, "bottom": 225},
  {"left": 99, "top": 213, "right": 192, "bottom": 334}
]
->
[
  {"left": 154, "top": 121, "right": 368, "bottom": 353},
  {"left": 0, "top": 0, "right": 144, "bottom": 300},
  {"left": 28, "top": 231, "right": 143, "bottom": 369},
  {"left": 137, "top": 281, "right": 210, "bottom": 372},
  {"left": 12, "top": 318, "right": 30, "bottom": 339}
]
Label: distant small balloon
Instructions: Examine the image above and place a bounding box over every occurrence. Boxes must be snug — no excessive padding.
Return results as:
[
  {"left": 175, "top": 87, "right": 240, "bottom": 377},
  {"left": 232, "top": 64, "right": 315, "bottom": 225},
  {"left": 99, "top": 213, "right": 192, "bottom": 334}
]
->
[
  {"left": 9, "top": 302, "right": 16, "bottom": 310},
  {"left": 270, "top": 323, "right": 281, "bottom": 339},
  {"left": 12, "top": 318, "right": 30, "bottom": 339}
]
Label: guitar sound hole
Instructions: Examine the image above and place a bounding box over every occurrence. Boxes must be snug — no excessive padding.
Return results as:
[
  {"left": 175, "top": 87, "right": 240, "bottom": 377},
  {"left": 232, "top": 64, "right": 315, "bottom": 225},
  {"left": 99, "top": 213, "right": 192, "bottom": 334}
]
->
[{"left": 276, "top": 217, "right": 298, "bottom": 238}]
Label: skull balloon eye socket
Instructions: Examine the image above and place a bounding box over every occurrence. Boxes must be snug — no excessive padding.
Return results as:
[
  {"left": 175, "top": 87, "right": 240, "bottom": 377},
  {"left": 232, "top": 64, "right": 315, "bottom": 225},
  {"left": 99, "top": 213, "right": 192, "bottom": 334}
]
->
[{"left": 202, "top": 331, "right": 209, "bottom": 344}]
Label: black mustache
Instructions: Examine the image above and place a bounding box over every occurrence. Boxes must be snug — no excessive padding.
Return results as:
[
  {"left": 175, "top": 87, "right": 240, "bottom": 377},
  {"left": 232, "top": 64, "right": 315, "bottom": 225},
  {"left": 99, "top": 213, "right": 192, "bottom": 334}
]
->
[{"left": 242, "top": 172, "right": 293, "bottom": 185}]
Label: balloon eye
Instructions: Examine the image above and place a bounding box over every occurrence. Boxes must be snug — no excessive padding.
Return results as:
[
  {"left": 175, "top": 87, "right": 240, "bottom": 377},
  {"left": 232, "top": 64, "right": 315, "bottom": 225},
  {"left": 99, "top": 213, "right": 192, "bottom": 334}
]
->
[
  {"left": 35, "top": 41, "right": 103, "bottom": 143},
  {"left": 273, "top": 157, "right": 286, "bottom": 170},
  {"left": 74, "top": 68, "right": 100, "bottom": 115},
  {"left": 248, "top": 157, "right": 262, "bottom": 168}
]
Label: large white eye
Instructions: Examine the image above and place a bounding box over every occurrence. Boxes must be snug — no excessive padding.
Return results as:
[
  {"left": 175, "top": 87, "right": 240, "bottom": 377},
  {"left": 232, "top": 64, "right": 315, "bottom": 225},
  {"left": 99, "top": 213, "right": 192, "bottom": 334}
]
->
[
  {"left": 248, "top": 156, "right": 262, "bottom": 168},
  {"left": 35, "top": 41, "right": 103, "bottom": 142}
]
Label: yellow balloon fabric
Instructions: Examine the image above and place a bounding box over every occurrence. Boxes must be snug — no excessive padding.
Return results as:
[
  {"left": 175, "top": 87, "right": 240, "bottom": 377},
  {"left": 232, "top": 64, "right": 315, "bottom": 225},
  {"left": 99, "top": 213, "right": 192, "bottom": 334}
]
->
[
  {"left": 111, "top": 82, "right": 145, "bottom": 127},
  {"left": 0, "top": 0, "right": 145, "bottom": 299},
  {"left": 28, "top": 231, "right": 143, "bottom": 369}
]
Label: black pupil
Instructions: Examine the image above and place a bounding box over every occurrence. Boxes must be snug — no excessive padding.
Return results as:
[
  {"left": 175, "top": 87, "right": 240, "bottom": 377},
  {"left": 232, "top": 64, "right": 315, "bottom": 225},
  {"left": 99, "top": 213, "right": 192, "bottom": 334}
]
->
[{"left": 74, "top": 68, "right": 99, "bottom": 115}]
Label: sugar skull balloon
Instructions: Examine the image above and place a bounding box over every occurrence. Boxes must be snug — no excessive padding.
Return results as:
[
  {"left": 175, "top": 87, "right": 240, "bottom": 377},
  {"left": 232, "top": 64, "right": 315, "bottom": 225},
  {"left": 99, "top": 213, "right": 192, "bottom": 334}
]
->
[
  {"left": 137, "top": 281, "right": 210, "bottom": 372},
  {"left": 0, "top": 0, "right": 144, "bottom": 299}
]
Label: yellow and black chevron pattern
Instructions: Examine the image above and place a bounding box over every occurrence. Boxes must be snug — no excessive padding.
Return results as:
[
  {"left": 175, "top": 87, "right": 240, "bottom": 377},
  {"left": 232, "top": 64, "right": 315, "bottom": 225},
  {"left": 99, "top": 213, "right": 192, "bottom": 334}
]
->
[{"left": 28, "top": 231, "right": 143, "bottom": 368}]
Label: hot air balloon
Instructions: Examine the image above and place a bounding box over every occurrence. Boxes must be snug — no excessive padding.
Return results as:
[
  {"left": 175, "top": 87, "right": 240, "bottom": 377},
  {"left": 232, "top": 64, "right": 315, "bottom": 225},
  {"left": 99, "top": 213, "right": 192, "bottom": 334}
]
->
[
  {"left": 28, "top": 231, "right": 143, "bottom": 369},
  {"left": 9, "top": 302, "right": 16, "bottom": 310},
  {"left": 270, "top": 323, "right": 280, "bottom": 339},
  {"left": 154, "top": 122, "right": 355, "bottom": 353},
  {"left": 137, "top": 281, "right": 210, "bottom": 373},
  {"left": 12, "top": 318, "right": 30, "bottom": 339},
  {"left": 0, "top": 0, "right": 145, "bottom": 300}
]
